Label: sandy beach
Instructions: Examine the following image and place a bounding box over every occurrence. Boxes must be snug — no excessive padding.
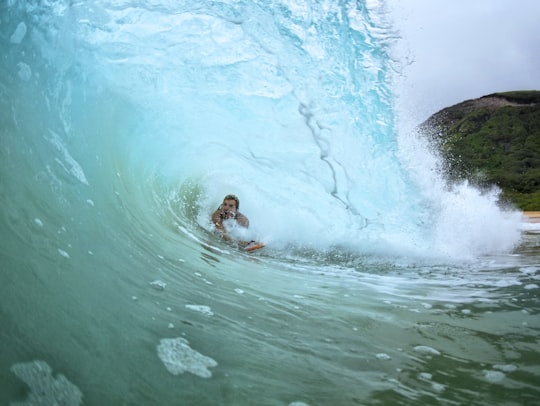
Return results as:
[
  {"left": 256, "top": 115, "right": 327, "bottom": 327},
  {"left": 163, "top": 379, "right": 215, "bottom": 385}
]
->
[{"left": 523, "top": 211, "right": 540, "bottom": 223}]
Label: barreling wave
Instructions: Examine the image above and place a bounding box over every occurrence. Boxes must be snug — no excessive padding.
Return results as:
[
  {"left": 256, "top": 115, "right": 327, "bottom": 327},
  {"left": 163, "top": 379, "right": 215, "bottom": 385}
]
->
[{"left": 1, "top": 0, "right": 521, "bottom": 268}]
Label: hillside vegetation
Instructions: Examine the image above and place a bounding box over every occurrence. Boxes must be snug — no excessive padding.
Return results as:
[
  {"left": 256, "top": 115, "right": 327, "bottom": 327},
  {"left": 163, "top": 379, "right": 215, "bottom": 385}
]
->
[{"left": 419, "top": 90, "right": 540, "bottom": 211}]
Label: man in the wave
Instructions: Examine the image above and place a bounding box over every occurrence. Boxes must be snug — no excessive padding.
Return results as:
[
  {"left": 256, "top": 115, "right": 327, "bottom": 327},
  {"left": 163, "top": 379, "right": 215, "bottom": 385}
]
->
[
  {"left": 211, "top": 194, "right": 249, "bottom": 240},
  {"left": 212, "top": 194, "right": 263, "bottom": 252}
]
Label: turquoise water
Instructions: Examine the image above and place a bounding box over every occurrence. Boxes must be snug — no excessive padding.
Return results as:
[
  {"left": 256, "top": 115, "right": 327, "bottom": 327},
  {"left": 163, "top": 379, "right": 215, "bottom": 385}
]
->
[{"left": 1, "top": 1, "right": 539, "bottom": 405}]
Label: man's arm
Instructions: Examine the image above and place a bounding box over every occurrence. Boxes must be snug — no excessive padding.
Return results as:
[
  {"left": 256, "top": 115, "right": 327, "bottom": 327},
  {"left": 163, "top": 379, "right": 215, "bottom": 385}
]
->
[
  {"left": 212, "top": 209, "right": 224, "bottom": 231},
  {"left": 212, "top": 209, "right": 234, "bottom": 241}
]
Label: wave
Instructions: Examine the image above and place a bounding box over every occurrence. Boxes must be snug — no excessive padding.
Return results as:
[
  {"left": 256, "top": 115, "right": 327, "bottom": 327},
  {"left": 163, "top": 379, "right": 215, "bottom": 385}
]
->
[
  {"left": 2, "top": 2, "right": 538, "bottom": 405},
  {"left": 1, "top": 0, "right": 522, "bottom": 268}
]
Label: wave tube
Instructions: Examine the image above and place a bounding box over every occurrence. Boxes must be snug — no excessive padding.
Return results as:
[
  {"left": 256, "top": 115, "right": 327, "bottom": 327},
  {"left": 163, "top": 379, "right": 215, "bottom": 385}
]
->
[{"left": 1, "top": 0, "right": 521, "bottom": 261}]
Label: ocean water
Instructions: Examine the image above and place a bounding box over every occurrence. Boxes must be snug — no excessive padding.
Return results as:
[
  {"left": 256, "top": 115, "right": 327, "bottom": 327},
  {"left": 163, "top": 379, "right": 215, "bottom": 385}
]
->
[{"left": 1, "top": 1, "right": 539, "bottom": 405}]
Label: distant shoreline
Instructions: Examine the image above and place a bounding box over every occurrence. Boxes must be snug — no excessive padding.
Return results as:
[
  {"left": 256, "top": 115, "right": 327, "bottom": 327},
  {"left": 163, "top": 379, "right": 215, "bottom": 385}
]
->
[{"left": 523, "top": 211, "right": 540, "bottom": 223}]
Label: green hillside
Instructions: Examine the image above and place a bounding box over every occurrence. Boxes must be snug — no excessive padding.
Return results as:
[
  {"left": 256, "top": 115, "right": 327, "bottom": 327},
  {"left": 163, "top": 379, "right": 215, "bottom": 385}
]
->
[{"left": 419, "top": 90, "right": 540, "bottom": 211}]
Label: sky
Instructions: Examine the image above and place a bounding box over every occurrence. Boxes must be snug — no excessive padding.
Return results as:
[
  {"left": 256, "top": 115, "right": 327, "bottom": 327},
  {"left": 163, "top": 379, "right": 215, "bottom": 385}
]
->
[{"left": 389, "top": 0, "right": 540, "bottom": 123}]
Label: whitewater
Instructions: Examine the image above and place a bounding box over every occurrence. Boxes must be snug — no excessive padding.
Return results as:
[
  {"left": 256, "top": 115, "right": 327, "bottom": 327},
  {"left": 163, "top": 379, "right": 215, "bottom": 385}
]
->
[{"left": 1, "top": 0, "right": 539, "bottom": 405}]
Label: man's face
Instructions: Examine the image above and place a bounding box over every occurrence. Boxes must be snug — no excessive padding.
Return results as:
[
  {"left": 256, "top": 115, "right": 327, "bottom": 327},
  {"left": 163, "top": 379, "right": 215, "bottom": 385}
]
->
[{"left": 221, "top": 199, "right": 237, "bottom": 219}]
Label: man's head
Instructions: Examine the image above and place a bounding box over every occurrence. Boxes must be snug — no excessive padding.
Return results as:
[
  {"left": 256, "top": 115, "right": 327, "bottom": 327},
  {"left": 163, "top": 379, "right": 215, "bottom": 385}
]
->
[
  {"left": 220, "top": 194, "right": 239, "bottom": 219},
  {"left": 222, "top": 194, "right": 239, "bottom": 209}
]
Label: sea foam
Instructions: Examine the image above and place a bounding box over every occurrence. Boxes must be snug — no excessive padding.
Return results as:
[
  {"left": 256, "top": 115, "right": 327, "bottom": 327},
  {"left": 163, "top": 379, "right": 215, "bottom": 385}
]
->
[
  {"left": 157, "top": 337, "right": 218, "bottom": 378},
  {"left": 10, "top": 360, "right": 82, "bottom": 405}
]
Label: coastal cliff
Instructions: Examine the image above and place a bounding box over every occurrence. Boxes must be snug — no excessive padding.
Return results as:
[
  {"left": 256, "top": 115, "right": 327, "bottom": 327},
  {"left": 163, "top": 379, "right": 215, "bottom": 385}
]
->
[{"left": 418, "top": 90, "right": 540, "bottom": 210}]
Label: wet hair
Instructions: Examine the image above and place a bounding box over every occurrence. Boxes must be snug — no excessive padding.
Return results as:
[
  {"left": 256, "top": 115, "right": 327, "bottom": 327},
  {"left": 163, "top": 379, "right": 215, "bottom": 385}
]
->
[{"left": 223, "top": 194, "right": 239, "bottom": 209}]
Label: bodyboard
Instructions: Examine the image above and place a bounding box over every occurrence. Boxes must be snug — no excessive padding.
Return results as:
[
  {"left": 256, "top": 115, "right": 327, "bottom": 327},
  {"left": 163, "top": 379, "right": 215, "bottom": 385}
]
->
[{"left": 243, "top": 241, "right": 265, "bottom": 252}]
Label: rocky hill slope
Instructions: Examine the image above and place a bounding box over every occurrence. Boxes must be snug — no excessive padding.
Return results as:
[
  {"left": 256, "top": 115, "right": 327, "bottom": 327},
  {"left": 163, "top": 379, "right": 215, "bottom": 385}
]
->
[{"left": 418, "top": 90, "right": 540, "bottom": 210}]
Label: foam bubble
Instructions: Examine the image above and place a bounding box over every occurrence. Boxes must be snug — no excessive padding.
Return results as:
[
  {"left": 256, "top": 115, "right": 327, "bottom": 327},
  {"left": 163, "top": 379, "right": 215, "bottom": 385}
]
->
[{"left": 157, "top": 337, "right": 217, "bottom": 378}]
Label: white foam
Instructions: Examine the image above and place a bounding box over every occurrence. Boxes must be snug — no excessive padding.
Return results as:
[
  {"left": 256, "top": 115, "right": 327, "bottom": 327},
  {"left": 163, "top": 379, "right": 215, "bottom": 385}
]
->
[
  {"left": 483, "top": 370, "right": 505, "bottom": 383},
  {"left": 10, "top": 360, "right": 82, "bottom": 405},
  {"left": 519, "top": 267, "right": 538, "bottom": 275},
  {"left": 157, "top": 337, "right": 217, "bottom": 378},
  {"left": 185, "top": 304, "right": 214, "bottom": 316},
  {"left": 17, "top": 62, "right": 32, "bottom": 81},
  {"left": 10, "top": 22, "right": 27, "bottom": 43},
  {"left": 46, "top": 130, "right": 89, "bottom": 185},
  {"left": 432, "top": 382, "right": 445, "bottom": 393},
  {"left": 520, "top": 222, "right": 540, "bottom": 232},
  {"left": 413, "top": 346, "right": 441, "bottom": 356},
  {"left": 493, "top": 364, "right": 517, "bottom": 373},
  {"left": 150, "top": 280, "right": 167, "bottom": 290},
  {"left": 419, "top": 372, "right": 445, "bottom": 392}
]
